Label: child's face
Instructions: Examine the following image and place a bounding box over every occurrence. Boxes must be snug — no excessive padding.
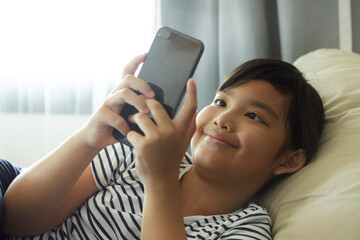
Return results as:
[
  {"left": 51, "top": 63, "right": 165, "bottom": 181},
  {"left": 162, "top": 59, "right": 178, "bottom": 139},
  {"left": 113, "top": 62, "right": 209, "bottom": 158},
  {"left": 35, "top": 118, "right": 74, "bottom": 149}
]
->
[{"left": 191, "top": 79, "right": 291, "bottom": 193}]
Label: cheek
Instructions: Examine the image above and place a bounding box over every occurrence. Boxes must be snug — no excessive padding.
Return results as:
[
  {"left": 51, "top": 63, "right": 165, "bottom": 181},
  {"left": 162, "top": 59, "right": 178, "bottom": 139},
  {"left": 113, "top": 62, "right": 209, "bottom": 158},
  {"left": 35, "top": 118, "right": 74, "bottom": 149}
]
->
[
  {"left": 233, "top": 132, "right": 277, "bottom": 179},
  {"left": 242, "top": 131, "right": 283, "bottom": 164},
  {"left": 195, "top": 106, "right": 212, "bottom": 126},
  {"left": 192, "top": 106, "right": 212, "bottom": 140},
  {"left": 238, "top": 130, "right": 276, "bottom": 159},
  {"left": 190, "top": 109, "right": 206, "bottom": 153}
]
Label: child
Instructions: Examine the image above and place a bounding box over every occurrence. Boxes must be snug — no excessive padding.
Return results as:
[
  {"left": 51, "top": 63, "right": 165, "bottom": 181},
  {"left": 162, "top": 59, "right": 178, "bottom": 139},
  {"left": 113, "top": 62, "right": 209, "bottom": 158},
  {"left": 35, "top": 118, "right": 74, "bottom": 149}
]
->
[{"left": 3, "top": 53, "right": 324, "bottom": 239}]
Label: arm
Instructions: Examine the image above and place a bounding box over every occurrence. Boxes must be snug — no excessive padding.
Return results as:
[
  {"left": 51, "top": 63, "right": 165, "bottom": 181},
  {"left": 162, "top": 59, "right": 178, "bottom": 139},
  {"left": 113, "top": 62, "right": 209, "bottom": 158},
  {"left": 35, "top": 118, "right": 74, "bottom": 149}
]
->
[
  {"left": 47, "top": 164, "right": 98, "bottom": 230},
  {"left": 3, "top": 130, "right": 100, "bottom": 236},
  {"left": 127, "top": 78, "right": 197, "bottom": 240},
  {"left": 3, "top": 54, "right": 155, "bottom": 236}
]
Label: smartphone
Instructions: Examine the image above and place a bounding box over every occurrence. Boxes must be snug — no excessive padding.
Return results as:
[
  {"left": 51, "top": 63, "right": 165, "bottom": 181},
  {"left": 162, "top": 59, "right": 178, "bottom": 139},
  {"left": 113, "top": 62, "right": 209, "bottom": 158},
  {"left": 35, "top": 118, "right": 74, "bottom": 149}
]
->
[{"left": 112, "top": 26, "right": 204, "bottom": 146}]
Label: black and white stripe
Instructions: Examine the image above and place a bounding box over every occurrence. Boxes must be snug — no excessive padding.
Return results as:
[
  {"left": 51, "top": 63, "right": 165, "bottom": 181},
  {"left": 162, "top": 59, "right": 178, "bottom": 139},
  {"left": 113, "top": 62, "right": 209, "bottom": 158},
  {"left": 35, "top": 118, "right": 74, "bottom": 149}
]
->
[{"left": 9, "top": 142, "right": 271, "bottom": 240}]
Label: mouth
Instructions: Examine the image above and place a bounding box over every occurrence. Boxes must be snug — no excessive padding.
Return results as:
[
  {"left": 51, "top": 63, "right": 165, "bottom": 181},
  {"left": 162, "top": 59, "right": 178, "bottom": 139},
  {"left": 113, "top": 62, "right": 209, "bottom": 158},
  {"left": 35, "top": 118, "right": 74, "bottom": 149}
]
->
[{"left": 203, "top": 130, "right": 238, "bottom": 148}]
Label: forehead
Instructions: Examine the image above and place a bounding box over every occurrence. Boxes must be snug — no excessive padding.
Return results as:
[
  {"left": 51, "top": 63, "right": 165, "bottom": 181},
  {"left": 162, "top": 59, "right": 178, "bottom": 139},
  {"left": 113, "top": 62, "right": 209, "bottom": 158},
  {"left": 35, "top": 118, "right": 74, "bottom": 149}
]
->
[{"left": 219, "top": 80, "right": 289, "bottom": 120}]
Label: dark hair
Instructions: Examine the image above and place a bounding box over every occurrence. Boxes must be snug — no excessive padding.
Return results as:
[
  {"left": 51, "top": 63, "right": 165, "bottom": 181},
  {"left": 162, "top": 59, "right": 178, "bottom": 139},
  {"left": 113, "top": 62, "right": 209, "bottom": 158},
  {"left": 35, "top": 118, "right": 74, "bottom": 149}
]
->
[{"left": 218, "top": 59, "right": 324, "bottom": 163}]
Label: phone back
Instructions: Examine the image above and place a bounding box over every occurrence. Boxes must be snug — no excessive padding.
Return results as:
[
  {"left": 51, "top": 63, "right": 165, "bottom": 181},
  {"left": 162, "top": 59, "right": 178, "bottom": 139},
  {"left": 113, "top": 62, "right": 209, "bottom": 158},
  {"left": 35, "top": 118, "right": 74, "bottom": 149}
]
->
[
  {"left": 113, "top": 26, "right": 204, "bottom": 146},
  {"left": 138, "top": 26, "right": 204, "bottom": 117}
]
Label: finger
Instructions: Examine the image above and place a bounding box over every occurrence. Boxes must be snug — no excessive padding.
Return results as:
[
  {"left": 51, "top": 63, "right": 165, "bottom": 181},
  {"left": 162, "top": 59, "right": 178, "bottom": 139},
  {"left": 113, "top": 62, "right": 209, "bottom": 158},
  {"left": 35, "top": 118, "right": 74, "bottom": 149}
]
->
[
  {"left": 144, "top": 99, "right": 171, "bottom": 127},
  {"left": 122, "top": 53, "right": 147, "bottom": 78},
  {"left": 100, "top": 107, "right": 130, "bottom": 136},
  {"left": 106, "top": 88, "right": 149, "bottom": 114},
  {"left": 126, "top": 129, "right": 144, "bottom": 148},
  {"left": 174, "top": 78, "right": 197, "bottom": 130},
  {"left": 128, "top": 112, "right": 156, "bottom": 136},
  {"left": 112, "top": 74, "right": 155, "bottom": 99}
]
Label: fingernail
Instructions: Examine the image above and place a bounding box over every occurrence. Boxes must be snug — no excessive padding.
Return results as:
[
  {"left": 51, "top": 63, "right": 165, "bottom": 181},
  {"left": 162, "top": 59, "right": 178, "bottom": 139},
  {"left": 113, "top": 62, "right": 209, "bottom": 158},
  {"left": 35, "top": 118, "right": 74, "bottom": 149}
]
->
[{"left": 191, "top": 78, "right": 196, "bottom": 85}]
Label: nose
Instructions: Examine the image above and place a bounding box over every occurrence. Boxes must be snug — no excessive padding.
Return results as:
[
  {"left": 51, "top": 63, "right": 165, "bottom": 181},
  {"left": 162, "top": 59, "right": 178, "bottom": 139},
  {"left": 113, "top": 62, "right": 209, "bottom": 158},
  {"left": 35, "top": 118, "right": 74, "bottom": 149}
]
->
[{"left": 213, "top": 111, "right": 234, "bottom": 131}]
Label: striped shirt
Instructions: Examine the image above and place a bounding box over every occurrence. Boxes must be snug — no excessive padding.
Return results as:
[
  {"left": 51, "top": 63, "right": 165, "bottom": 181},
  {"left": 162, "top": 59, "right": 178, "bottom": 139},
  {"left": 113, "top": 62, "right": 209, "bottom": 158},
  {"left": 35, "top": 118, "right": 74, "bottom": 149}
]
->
[{"left": 8, "top": 142, "right": 272, "bottom": 240}]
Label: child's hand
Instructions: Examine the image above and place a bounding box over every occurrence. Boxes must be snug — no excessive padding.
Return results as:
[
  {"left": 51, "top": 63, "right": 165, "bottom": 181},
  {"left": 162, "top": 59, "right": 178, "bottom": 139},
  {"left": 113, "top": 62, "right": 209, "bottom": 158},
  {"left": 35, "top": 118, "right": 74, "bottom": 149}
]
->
[
  {"left": 80, "top": 53, "right": 155, "bottom": 151},
  {"left": 127, "top": 78, "right": 197, "bottom": 186}
]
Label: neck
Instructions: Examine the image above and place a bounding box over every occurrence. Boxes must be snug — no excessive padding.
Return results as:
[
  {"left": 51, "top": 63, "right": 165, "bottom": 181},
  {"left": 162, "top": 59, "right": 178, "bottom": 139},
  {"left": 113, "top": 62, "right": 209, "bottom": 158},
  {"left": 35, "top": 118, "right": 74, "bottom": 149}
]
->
[{"left": 180, "top": 167, "right": 251, "bottom": 217}]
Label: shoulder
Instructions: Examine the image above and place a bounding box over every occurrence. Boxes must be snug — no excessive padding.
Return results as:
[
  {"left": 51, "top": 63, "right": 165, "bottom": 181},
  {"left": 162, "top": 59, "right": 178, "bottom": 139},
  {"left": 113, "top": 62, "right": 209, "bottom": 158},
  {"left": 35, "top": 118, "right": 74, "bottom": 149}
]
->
[
  {"left": 184, "top": 202, "right": 272, "bottom": 239},
  {"left": 233, "top": 202, "right": 271, "bottom": 224},
  {"left": 242, "top": 202, "right": 270, "bottom": 216},
  {"left": 224, "top": 202, "right": 272, "bottom": 239}
]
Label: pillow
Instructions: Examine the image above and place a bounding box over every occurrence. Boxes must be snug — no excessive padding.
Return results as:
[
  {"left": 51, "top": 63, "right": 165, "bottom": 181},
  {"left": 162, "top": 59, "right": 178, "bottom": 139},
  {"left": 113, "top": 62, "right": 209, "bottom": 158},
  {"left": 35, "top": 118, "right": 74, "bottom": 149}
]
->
[{"left": 256, "top": 49, "right": 360, "bottom": 240}]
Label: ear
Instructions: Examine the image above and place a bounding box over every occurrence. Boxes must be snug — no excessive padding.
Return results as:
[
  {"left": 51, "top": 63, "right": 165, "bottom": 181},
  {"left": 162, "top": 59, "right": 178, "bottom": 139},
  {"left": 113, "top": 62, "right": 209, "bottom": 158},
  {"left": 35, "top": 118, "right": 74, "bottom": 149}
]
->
[{"left": 273, "top": 149, "right": 306, "bottom": 176}]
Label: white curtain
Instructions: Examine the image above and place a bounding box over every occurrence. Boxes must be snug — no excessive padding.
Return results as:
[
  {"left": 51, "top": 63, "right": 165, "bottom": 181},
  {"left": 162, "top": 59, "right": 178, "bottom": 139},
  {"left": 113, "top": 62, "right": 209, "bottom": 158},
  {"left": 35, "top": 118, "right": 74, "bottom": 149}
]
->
[{"left": 0, "top": 0, "right": 158, "bottom": 114}]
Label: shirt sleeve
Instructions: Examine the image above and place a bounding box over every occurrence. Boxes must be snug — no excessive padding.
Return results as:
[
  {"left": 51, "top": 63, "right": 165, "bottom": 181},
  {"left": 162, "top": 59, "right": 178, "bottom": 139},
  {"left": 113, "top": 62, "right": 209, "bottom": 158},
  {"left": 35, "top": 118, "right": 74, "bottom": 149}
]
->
[{"left": 91, "top": 142, "right": 134, "bottom": 189}]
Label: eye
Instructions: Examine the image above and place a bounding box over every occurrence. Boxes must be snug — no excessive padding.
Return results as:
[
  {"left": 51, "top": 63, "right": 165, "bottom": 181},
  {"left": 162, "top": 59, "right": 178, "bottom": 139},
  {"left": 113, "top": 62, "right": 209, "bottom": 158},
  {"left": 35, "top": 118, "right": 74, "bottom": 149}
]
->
[
  {"left": 214, "top": 99, "right": 227, "bottom": 107},
  {"left": 246, "top": 112, "right": 264, "bottom": 123}
]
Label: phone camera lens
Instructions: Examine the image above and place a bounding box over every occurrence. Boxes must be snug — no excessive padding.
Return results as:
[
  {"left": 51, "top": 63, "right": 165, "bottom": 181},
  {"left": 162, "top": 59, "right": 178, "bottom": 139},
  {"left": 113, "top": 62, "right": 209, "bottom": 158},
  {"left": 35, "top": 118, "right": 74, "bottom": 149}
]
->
[{"left": 158, "top": 29, "right": 171, "bottom": 40}]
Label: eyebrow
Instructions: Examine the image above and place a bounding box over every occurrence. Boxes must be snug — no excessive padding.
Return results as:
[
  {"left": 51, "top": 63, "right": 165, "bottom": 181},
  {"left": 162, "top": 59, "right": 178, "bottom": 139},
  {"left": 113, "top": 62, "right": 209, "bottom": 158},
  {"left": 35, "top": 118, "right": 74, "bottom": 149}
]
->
[
  {"left": 248, "top": 100, "right": 279, "bottom": 120},
  {"left": 222, "top": 89, "right": 279, "bottom": 120}
]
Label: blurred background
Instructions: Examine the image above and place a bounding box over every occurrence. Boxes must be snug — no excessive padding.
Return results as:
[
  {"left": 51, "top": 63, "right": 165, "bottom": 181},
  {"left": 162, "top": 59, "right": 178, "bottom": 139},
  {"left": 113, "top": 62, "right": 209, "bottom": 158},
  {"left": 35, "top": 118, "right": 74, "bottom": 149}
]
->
[{"left": 0, "top": 0, "right": 359, "bottom": 167}]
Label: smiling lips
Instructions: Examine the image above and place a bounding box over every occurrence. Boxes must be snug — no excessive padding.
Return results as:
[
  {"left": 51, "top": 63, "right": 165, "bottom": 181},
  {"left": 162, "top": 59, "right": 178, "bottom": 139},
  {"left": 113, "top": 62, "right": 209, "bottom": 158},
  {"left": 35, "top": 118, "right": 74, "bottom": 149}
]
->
[{"left": 203, "top": 130, "right": 238, "bottom": 148}]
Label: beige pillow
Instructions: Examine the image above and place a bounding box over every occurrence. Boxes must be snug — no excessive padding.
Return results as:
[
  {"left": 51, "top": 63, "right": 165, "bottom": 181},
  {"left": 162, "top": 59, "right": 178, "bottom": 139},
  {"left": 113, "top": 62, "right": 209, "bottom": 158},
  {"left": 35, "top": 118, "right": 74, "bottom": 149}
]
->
[{"left": 257, "top": 49, "right": 360, "bottom": 240}]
